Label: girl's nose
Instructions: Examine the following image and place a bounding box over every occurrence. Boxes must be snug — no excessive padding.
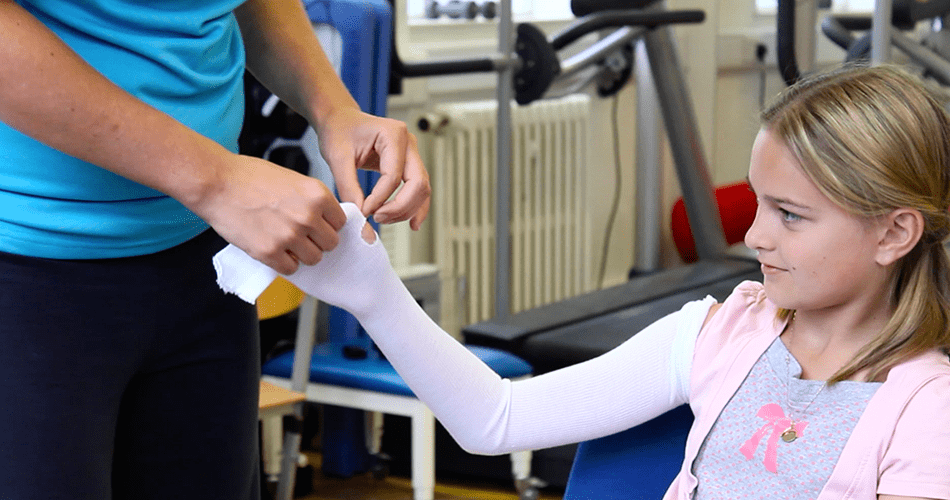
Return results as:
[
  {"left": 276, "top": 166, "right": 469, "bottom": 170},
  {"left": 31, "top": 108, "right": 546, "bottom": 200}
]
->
[{"left": 744, "top": 205, "right": 770, "bottom": 253}]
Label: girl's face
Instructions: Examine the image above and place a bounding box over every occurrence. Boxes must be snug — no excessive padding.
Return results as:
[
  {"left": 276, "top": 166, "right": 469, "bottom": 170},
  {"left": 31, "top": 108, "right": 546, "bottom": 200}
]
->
[{"left": 744, "top": 128, "right": 888, "bottom": 312}]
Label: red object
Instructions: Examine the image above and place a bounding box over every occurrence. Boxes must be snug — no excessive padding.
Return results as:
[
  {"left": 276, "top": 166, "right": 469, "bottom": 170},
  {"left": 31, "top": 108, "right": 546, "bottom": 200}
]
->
[{"left": 671, "top": 181, "right": 757, "bottom": 263}]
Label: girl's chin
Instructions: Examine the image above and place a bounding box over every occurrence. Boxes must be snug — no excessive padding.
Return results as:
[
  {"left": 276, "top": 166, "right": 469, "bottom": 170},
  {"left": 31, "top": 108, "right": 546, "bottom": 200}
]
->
[{"left": 761, "top": 280, "right": 794, "bottom": 309}]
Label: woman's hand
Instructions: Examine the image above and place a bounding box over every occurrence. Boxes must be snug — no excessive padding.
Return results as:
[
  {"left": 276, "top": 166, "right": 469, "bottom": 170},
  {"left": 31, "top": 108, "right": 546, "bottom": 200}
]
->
[
  {"left": 236, "top": 0, "right": 431, "bottom": 232},
  {"left": 315, "top": 106, "right": 431, "bottom": 230},
  {"left": 192, "top": 154, "right": 346, "bottom": 275}
]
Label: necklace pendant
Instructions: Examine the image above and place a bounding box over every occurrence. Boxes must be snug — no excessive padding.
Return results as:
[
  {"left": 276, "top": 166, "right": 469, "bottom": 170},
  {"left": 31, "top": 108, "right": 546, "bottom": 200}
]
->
[{"left": 781, "top": 427, "right": 798, "bottom": 443}]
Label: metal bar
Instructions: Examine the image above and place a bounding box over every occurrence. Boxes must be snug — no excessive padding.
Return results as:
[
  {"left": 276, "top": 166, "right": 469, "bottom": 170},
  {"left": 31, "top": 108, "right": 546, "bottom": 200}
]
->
[
  {"left": 558, "top": 26, "right": 646, "bottom": 79},
  {"left": 892, "top": 30, "right": 950, "bottom": 85},
  {"left": 275, "top": 294, "right": 320, "bottom": 500},
  {"left": 634, "top": 39, "right": 662, "bottom": 272},
  {"left": 643, "top": 26, "right": 728, "bottom": 259},
  {"left": 274, "top": 411, "right": 302, "bottom": 500},
  {"left": 872, "top": 0, "right": 893, "bottom": 64},
  {"left": 290, "top": 296, "right": 318, "bottom": 394},
  {"left": 776, "top": 0, "right": 800, "bottom": 85},
  {"left": 795, "top": 0, "right": 818, "bottom": 74},
  {"left": 495, "top": 0, "right": 514, "bottom": 319},
  {"left": 398, "top": 54, "right": 518, "bottom": 78},
  {"left": 550, "top": 9, "right": 704, "bottom": 50}
]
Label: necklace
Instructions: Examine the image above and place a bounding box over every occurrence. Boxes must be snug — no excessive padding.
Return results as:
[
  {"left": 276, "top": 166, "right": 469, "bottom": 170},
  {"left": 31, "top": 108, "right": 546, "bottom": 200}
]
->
[{"left": 781, "top": 314, "right": 825, "bottom": 443}]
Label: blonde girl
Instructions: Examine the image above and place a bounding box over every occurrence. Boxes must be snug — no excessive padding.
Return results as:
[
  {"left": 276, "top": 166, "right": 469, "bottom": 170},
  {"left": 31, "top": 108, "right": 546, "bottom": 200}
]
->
[{"left": 218, "top": 64, "right": 950, "bottom": 499}]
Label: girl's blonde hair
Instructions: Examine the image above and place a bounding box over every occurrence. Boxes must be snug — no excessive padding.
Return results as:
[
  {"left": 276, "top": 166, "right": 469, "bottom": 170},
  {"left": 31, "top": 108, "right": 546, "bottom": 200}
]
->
[{"left": 762, "top": 65, "right": 950, "bottom": 383}]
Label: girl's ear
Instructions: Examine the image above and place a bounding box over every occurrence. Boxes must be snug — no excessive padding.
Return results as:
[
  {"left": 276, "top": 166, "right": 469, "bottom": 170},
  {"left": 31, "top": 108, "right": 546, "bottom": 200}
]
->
[{"left": 876, "top": 208, "right": 924, "bottom": 266}]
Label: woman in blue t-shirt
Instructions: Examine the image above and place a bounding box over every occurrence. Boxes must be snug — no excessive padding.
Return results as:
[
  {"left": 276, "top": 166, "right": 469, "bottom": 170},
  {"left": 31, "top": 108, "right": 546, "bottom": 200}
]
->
[{"left": 0, "top": 1, "right": 430, "bottom": 498}]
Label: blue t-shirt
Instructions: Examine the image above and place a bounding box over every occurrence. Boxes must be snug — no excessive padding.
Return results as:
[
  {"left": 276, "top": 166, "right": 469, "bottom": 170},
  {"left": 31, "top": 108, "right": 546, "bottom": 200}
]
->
[{"left": 0, "top": 0, "right": 246, "bottom": 258}]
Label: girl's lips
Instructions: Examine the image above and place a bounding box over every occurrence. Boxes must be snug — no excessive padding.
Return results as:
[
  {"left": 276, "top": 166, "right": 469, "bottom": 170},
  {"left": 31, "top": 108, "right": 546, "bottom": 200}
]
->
[{"left": 759, "top": 262, "right": 785, "bottom": 274}]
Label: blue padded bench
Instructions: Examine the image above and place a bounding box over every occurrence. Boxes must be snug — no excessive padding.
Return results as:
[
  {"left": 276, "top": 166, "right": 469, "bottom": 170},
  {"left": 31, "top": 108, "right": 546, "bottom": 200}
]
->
[
  {"left": 262, "top": 339, "right": 535, "bottom": 500},
  {"left": 263, "top": 343, "right": 532, "bottom": 397}
]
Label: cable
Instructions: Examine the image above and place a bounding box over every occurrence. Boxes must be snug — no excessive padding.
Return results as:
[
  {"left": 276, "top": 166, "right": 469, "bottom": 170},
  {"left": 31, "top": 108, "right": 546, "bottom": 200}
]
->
[{"left": 597, "top": 93, "right": 623, "bottom": 289}]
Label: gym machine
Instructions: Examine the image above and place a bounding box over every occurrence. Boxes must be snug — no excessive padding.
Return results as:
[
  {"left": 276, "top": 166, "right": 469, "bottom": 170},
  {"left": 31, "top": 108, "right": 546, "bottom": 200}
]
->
[
  {"left": 457, "top": 0, "right": 762, "bottom": 376},
  {"left": 778, "top": 0, "right": 950, "bottom": 86},
  {"left": 385, "top": 0, "right": 763, "bottom": 485}
]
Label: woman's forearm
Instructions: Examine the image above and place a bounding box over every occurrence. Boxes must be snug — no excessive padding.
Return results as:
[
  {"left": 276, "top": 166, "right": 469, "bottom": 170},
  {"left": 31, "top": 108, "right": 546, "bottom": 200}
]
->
[
  {"left": 235, "top": 0, "right": 360, "bottom": 129},
  {"left": 233, "top": 0, "right": 432, "bottom": 228},
  {"left": 0, "top": 0, "right": 231, "bottom": 209}
]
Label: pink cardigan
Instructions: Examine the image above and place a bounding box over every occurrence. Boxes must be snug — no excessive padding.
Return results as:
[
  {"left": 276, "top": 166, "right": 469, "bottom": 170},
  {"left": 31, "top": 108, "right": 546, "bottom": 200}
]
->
[{"left": 664, "top": 281, "right": 950, "bottom": 499}]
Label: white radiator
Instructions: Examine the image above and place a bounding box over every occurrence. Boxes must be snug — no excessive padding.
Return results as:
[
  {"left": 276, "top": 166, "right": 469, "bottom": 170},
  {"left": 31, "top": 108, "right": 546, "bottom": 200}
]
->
[{"left": 389, "top": 94, "right": 596, "bottom": 337}]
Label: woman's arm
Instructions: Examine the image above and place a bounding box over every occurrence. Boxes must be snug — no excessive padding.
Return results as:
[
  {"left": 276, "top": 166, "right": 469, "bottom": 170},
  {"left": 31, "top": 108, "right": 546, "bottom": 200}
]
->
[
  {"left": 0, "top": 0, "right": 226, "bottom": 204},
  {"left": 0, "top": 0, "right": 347, "bottom": 274},
  {"left": 235, "top": 0, "right": 430, "bottom": 229}
]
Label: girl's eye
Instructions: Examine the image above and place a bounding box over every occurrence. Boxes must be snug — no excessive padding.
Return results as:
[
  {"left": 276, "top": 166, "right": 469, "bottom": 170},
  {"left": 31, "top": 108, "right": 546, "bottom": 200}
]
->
[{"left": 779, "top": 208, "right": 801, "bottom": 223}]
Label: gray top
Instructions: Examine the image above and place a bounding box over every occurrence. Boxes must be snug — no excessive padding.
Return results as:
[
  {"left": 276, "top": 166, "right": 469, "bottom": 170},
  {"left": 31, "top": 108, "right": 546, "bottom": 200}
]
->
[{"left": 693, "top": 338, "right": 881, "bottom": 498}]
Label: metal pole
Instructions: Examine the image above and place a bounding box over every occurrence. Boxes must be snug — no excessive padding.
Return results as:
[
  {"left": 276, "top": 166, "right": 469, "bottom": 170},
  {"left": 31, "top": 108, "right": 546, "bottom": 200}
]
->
[
  {"left": 494, "top": 0, "right": 514, "bottom": 320},
  {"left": 795, "top": 0, "right": 818, "bottom": 74},
  {"left": 275, "top": 295, "right": 319, "bottom": 500},
  {"left": 634, "top": 39, "right": 662, "bottom": 272},
  {"left": 872, "top": 0, "right": 893, "bottom": 64},
  {"left": 643, "top": 26, "right": 728, "bottom": 259}
]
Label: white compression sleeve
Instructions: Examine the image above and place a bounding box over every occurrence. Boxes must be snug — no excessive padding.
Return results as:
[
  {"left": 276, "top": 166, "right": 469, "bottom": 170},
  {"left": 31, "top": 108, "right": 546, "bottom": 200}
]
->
[{"left": 214, "top": 203, "right": 715, "bottom": 455}]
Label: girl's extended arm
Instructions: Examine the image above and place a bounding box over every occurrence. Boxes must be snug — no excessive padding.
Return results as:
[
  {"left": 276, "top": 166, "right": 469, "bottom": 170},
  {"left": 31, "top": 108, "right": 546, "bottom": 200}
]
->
[{"left": 217, "top": 203, "right": 714, "bottom": 454}]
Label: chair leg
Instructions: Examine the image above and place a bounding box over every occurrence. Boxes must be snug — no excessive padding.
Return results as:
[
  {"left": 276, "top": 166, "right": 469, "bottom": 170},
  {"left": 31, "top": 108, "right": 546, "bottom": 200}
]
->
[
  {"left": 410, "top": 406, "right": 436, "bottom": 500},
  {"left": 365, "top": 411, "right": 384, "bottom": 455},
  {"left": 365, "top": 411, "right": 390, "bottom": 479},
  {"left": 275, "top": 405, "right": 305, "bottom": 500},
  {"left": 510, "top": 449, "right": 530, "bottom": 482},
  {"left": 261, "top": 414, "right": 283, "bottom": 481},
  {"left": 511, "top": 449, "right": 545, "bottom": 500}
]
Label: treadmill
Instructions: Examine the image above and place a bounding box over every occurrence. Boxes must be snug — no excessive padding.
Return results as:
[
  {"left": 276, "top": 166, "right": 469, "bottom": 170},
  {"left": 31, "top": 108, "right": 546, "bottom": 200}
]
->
[{"left": 463, "top": 0, "right": 763, "bottom": 375}]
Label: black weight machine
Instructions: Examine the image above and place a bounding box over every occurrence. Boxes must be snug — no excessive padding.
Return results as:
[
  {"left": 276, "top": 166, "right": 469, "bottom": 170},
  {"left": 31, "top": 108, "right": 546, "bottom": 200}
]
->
[
  {"left": 454, "top": 0, "right": 761, "bottom": 377},
  {"left": 779, "top": 0, "right": 950, "bottom": 86}
]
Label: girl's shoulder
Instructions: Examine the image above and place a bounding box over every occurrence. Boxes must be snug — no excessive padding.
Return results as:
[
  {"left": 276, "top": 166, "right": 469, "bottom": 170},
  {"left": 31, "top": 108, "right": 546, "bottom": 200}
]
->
[
  {"left": 698, "top": 280, "right": 782, "bottom": 344},
  {"left": 887, "top": 349, "right": 950, "bottom": 390},
  {"left": 690, "top": 281, "right": 785, "bottom": 383},
  {"left": 876, "top": 351, "right": 950, "bottom": 494}
]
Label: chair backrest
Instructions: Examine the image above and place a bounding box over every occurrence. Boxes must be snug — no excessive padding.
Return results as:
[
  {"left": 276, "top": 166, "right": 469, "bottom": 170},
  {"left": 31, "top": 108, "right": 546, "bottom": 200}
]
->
[
  {"left": 563, "top": 405, "right": 693, "bottom": 499},
  {"left": 257, "top": 277, "right": 305, "bottom": 321}
]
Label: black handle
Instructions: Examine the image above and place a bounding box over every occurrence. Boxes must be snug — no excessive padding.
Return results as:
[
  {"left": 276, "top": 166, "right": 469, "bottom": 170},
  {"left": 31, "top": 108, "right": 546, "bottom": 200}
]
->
[
  {"left": 551, "top": 9, "right": 705, "bottom": 51},
  {"left": 571, "top": 0, "right": 660, "bottom": 17},
  {"left": 394, "top": 57, "right": 497, "bottom": 78},
  {"left": 776, "top": 0, "right": 799, "bottom": 86}
]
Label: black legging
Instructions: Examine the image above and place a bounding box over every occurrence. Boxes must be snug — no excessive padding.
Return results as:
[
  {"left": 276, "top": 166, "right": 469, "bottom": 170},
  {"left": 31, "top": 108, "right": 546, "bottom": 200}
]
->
[{"left": 0, "top": 229, "right": 261, "bottom": 500}]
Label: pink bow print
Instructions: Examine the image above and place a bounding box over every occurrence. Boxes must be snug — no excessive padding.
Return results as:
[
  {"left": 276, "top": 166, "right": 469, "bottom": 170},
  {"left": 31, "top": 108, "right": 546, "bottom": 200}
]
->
[{"left": 739, "top": 403, "right": 807, "bottom": 473}]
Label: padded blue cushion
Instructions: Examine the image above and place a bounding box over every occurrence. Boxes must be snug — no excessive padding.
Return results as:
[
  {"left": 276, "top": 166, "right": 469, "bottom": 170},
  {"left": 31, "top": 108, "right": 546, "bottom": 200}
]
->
[
  {"left": 564, "top": 404, "right": 693, "bottom": 499},
  {"left": 263, "top": 343, "right": 532, "bottom": 398}
]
